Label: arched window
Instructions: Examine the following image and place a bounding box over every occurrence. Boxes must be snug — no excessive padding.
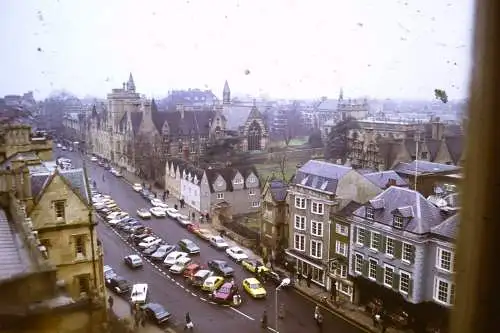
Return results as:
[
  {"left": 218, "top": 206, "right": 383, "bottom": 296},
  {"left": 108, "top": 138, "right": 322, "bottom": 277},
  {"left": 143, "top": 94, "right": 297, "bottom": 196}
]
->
[{"left": 247, "top": 121, "right": 262, "bottom": 151}]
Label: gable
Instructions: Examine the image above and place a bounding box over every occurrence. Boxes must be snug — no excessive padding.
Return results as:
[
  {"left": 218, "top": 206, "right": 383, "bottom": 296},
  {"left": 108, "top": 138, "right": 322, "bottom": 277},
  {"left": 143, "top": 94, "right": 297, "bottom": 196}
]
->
[
  {"left": 29, "top": 173, "right": 90, "bottom": 229},
  {"left": 336, "top": 170, "right": 383, "bottom": 205}
]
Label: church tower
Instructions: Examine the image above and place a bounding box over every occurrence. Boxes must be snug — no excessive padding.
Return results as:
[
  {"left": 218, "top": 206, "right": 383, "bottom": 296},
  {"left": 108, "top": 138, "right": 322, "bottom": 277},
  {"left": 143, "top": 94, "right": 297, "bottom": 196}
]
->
[
  {"left": 127, "top": 73, "right": 136, "bottom": 92},
  {"left": 223, "top": 80, "right": 231, "bottom": 105}
]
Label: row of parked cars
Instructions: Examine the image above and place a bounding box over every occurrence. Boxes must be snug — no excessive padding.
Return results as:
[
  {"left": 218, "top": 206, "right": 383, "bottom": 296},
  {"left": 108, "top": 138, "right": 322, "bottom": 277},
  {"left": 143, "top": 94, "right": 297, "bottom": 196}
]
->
[{"left": 91, "top": 156, "right": 123, "bottom": 177}]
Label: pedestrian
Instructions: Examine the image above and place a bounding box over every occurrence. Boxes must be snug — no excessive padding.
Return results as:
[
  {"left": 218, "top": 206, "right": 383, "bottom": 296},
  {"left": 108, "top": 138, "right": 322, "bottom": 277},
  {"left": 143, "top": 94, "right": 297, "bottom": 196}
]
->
[
  {"left": 261, "top": 310, "right": 268, "bottom": 329},
  {"left": 166, "top": 189, "right": 170, "bottom": 198},
  {"left": 185, "top": 312, "right": 194, "bottom": 330},
  {"left": 205, "top": 212, "right": 210, "bottom": 221},
  {"left": 296, "top": 270, "right": 302, "bottom": 285},
  {"left": 107, "top": 296, "right": 114, "bottom": 310},
  {"left": 192, "top": 212, "right": 196, "bottom": 220},
  {"left": 314, "top": 305, "right": 321, "bottom": 320},
  {"left": 330, "top": 281, "right": 337, "bottom": 303},
  {"left": 154, "top": 192, "right": 157, "bottom": 198},
  {"left": 174, "top": 204, "right": 178, "bottom": 210},
  {"left": 307, "top": 271, "right": 312, "bottom": 287},
  {"left": 163, "top": 191, "right": 167, "bottom": 201},
  {"left": 316, "top": 313, "right": 323, "bottom": 332}
]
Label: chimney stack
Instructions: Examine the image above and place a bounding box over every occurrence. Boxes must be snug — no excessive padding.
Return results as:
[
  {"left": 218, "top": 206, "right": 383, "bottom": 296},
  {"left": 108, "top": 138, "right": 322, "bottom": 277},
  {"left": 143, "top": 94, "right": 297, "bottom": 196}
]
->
[{"left": 386, "top": 178, "right": 397, "bottom": 188}]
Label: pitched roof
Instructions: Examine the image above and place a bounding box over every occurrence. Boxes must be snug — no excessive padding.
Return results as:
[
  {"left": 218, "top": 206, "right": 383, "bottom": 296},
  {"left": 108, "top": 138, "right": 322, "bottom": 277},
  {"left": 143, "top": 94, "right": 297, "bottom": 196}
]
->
[
  {"left": 293, "top": 160, "right": 351, "bottom": 194},
  {"left": 444, "top": 136, "right": 464, "bottom": 164},
  {"left": 130, "top": 112, "right": 143, "bottom": 134},
  {"left": 268, "top": 180, "right": 288, "bottom": 202},
  {"left": 425, "top": 139, "right": 442, "bottom": 160},
  {"left": 431, "top": 213, "right": 459, "bottom": 240},
  {"left": 205, "top": 165, "right": 259, "bottom": 193},
  {"left": 377, "top": 140, "right": 401, "bottom": 169},
  {"left": 363, "top": 170, "right": 408, "bottom": 189},
  {"left": 163, "top": 110, "right": 218, "bottom": 136},
  {"left": 393, "top": 160, "right": 461, "bottom": 176},
  {"left": 352, "top": 186, "right": 445, "bottom": 234},
  {"left": 30, "top": 167, "right": 90, "bottom": 205},
  {"left": 223, "top": 104, "right": 255, "bottom": 130}
]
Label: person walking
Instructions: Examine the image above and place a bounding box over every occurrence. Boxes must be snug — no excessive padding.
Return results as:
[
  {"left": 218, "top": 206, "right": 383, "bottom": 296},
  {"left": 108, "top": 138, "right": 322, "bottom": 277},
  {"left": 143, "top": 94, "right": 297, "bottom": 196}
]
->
[
  {"left": 306, "top": 271, "right": 312, "bottom": 287},
  {"left": 330, "top": 281, "right": 337, "bottom": 303},
  {"left": 261, "top": 310, "right": 268, "bottom": 329},
  {"left": 296, "top": 270, "right": 302, "bottom": 285},
  {"left": 107, "top": 296, "right": 114, "bottom": 310},
  {"left": 185, "top": 312, "right": 194, "bottom": 330}
]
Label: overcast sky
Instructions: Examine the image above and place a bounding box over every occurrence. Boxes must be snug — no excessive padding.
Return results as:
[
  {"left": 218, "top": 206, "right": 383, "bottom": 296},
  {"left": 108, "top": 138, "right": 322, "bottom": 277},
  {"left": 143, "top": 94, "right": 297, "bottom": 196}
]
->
[{"left": 0, "top": 0, "right": 474, "bottom": 100}]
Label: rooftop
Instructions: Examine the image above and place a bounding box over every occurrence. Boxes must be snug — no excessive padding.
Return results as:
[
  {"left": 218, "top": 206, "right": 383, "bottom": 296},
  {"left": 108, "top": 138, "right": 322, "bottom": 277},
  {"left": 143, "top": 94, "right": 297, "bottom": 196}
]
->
[
  {"left": 393, "top": 160, "right": 461, "bottom": 176},
  {"left": 0, "top": 209, "right": 34, "bottom": 282}
]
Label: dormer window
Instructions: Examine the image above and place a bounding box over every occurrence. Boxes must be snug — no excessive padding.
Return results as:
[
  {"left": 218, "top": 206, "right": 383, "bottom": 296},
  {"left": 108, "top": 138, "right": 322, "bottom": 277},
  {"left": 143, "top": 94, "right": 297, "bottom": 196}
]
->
[
  {"left": 393, "top": 215, "right": 404, "bottom": 229},
  {"left": 365, "top": 207, "right": 374, "bottom": 220}
]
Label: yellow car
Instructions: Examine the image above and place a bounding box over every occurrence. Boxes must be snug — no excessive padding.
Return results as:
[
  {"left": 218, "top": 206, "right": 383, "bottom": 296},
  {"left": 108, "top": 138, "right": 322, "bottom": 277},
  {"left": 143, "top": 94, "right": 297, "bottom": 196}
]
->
[
  {"left": 201, "top": 276, "right": 225, "bottom": 292},
  {"left": 195, "top": 228, "right": 213, "bottom": 241},
  {"left": 241, "top": 259, "right": 269, "bottom": 274},
  {"left": 242, "top": 278, "right": 267, "bottom": 299}
]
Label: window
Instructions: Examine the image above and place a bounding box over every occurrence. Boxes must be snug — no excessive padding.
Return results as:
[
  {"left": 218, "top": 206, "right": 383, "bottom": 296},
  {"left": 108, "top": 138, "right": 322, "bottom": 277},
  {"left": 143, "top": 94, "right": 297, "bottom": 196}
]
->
[
  {"left": 400, "top": 270, "right": 411, "bottom": 295},
  {"left": 366, "top": 207, "right": 374, "bottom": 219},
  {"left": 393, "top": 215, "right": 404, "bottom": 229},
  {"left": 311, "top": 201, "right": 324, "bottom": 215},
  {"left": 356, "top": 227, "right": 365, "bottom": 245},
  {"left": 335, "top": 264, "right": 347, "bottom": 278},
  {"left": 74, "top": 235, "right": 86, "bottom": 258},
  {"left": 54, "top": 200, "right": 66, "bottom": 219},
  {"left": 295, "top": 196, "right": 306, "bottom": 209},
  {"left": 386, "top": 237, "right": 395, "bottom": 256},
  {"left": 217, "top": 192, "right": 224, "bottom": 199},
  {"left": 402, "top": 242, "right": 413, "bottom": 263},
  {"left": 310, "top": 240, "right": 323, "bottom": 259},
  {"left": 311, "top": 221, "right": 323, "bottom": 237},
  {"left": 248, "top": 176, "right": 257, "bottom": 183},
  {"left": 437, "top": 248, "right": 454, "bottom": 272},
  {"left": 294, "top": 215, "right": 306, "bottom": 230},
  {"left": 249, "top": 189, "right": 255, "bottom": 195},
  {"left": 368, "top": 258, "right": 378, "bottom": 280},
  {"left": 294, "top": 234, "right": 305, "bottom": 251},
  {"left": 354, "top": 253, "right": 364, "bottom": 274},
  {"left": 335, "top": 241, "right": 347, "bottom": 256},
  {"left": 336, "top": 223, "right": 348, "bottom": 236},
  {"left": 384, "top": 264, "right": 394, "bottom": 287},
  {"left": 251, "top": 201, "right": 260, "bottom": 208},
  {"left": 434, "top": 277, "right": 455, "bottom": 306},
  {"left": 370, "top": 232, "right": 380, "bottom": 251},
  {"left": 77, "top": 274, "right": 90, "bottom": 295}
]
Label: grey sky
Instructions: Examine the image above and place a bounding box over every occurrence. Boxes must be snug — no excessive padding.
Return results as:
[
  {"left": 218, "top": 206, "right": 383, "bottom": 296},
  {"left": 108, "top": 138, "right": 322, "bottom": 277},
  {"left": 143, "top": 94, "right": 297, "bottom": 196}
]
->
[{"left": 0, "top": 0, "right": 474, "bottom": 100}]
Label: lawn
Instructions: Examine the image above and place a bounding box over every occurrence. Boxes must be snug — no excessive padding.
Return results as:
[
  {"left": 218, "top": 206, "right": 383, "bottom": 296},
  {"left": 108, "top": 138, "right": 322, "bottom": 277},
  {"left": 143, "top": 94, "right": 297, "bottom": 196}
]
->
[
  {"left": 268, "top": 136, "right": 308, "bottom": 149},
  {"left": 255, "top": 159, "right": 299, "bottom": 183}
]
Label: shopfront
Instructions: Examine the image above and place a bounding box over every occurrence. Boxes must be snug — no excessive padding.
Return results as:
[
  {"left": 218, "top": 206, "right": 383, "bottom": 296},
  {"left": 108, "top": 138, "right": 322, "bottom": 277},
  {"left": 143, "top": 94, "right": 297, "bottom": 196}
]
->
[{"left": 285, "top": 249, "right": 325, "bottom": 287}]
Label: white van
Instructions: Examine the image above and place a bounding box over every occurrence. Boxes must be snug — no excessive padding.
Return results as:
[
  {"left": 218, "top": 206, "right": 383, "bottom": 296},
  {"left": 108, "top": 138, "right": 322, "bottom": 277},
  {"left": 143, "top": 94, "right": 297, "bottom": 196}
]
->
[{"left": 130, "top": 283, "right": 148, "bottom": 304}]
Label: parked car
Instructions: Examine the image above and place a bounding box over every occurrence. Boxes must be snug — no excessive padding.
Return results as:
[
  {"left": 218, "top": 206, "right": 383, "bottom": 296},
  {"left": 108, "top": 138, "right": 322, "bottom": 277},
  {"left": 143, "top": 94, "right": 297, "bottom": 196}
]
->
[
  {"left": 130, "top": 233, "right": 150, "bottom": 246},
  {"left": 106, "top": 275, "right": 131, "bottom": 295},
  {"left": 150, "top": 198, "right": 168, "bottom": 208},
  {"left": 202, "top": 276, "right": 225, "bottom": 292},
  {"left": 212, "top": 281, "right": 239, "bottom": 304},
  {"left": 137, "top": 208, "right": 152, "bottom": 219},
  {"left": 242, "top": 278, "right": 267, "bottom": 299},
  {"left": 209, "top": 236, "right": 229, "bottom": 250},
  {"left": 90, "top": 156, "right": 98, "bottom": 162},
  {"left": 142, "top": 244, "right": 160, "bottom": 257},
  {"left": 124, "top": 254, "right": 143, "bottom": 269},
  {"left": 242, "top": 259, "right": 269, "bottom": 274},
  {"left": 132, "top": 183, "right": 143, "bottom": 192},
  {"left": 226, "top": 246, "right": 249, "bottom": 262},
  {"left": 177, "top": 215, "right": 192, "bottom": 227},
  {"left": 103, "top": 265, "right": 116, "bottom": 280},
  {"left": 165, "top": 208, "right": 179, "bottom": 219},
  {"left": 178, "top": 239, "right": 200, "bottom": 255},
  {"left": 188, "top": 269, "right": 213, "bottom": 288},
  {"left": 163, "top": 251, "right": 188, "bottom": 267},
  {"left": 138, "top": 237, "right": 162, "bottom": 249},
  {"left": 109, "top": 216, "right": 132, "bottom": 227},
  {"left": 150, "top": 244, "right": 176, "bottom": 262},
  {"left": 169, "top": 256, "right": 192, "bottom": 274},
  {"left": 195, "top": 228, "right": 213, "bottom": 241},
  {"left": 187, "top": 224, "right": 200, "bottom": 233},
  {"left": 130, "top": 283, "right": 148, "bottom": 304},
  {"left": 207, "top": 259, "right": 234, "bottom": 277},
  {"left": 107, "top": 211, "right": 128, "bottom": 221},
  {"left": 140, "top": 303, "right": 171, "bottom": 325},
  {"left": 150, "top": 207, "right": 167, "bottom": 217},
  {"left": 183, "top": 263, "right": 202, "bottom": 278}
]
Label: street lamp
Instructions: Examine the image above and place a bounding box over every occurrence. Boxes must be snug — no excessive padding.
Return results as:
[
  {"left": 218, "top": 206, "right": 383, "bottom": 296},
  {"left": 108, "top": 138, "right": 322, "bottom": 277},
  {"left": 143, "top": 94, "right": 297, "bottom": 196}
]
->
[{"left": 275, "top": 278, "right": 291, "bottom": 333}]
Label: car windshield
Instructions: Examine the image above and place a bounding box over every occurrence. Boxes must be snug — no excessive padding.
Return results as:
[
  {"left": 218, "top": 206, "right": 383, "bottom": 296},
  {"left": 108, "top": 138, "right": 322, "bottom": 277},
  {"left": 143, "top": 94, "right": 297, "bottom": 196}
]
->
[
  {"left": 117, "top": 280, "right": 129, "bottom": 288},
  {"left": 250, "top": 283, "right": 261, "bottom": 289},
  {"left": 219, "top": 286, "right": 230, "bottom": 294}
]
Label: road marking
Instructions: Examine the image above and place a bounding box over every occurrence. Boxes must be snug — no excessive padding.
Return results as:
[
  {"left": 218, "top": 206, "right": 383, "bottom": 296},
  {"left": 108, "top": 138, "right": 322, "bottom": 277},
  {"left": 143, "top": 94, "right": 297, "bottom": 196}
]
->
[
  {"left": 191, "top": 292, "right": 197, "bottom": 297},
  {"left": 267, "top": 328, "right": 278, "bottom": 333},
  {"left": 200, "top": 298, "right": 207, "bottom": 301},
  {"left": 209, "top": 301, "right": 216, "bottom": 305},
  {"left": 230, "top": 307, "right": 255, "bottom": 321},
  {"left": 162, "top": 271, "right": 166, "bottom": 275}
]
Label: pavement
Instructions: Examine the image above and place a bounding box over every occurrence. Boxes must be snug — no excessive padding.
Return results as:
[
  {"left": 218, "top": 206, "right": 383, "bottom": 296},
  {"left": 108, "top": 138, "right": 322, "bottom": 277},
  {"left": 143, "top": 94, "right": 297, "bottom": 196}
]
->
[{"left": 61, "top": 149, "right": 400, "bottom": 333}]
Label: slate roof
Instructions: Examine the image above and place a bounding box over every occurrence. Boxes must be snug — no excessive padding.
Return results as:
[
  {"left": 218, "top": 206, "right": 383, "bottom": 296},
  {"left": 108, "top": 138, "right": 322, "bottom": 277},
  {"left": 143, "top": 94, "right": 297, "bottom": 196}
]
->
[
  {"left": 268, "top": 180, "right": 288, "bottom": 202},
  {"left": 205, "top": 165, "right": 259, "bottom": 193},
  {"left": 363, "top": 170, "right": 408, "bottom": 189},
  {"left": 431, "top": 213, "right": 459, "bottom": 240},
  {"left": 444, "top": 136, "right": 464, "bottom": 164},
  {"left": 293, "top": 160, "right": 351, "bottom": 194},
  {"left": 404, "top": 139, "right": 441, "bottom": 161},
  {"left": 377, "top": 140, "right": 402, "bottom": 169},
  {"left": 163, "top": 89, "right": 217, "bottom": 106},
  {"left": 130, "top": 112, "right": 143, "bottom": 134},
  {"left": 337, "top": 201, "right": 363, "bottom": 216},
  {"left": 393, "top": 160, "right": 461, "bottom": 176},
  {"left": 223, "top": 104, "right": 255, "bottom": 130},
  {"left": 0, "top": 151, "right": 40, "bottom": 170},
  {"left": 352, "top": 186, "right": 445, "bottom": 234},
  {"left": 160, "top": 110, "right": 223, "bottom": 137}
]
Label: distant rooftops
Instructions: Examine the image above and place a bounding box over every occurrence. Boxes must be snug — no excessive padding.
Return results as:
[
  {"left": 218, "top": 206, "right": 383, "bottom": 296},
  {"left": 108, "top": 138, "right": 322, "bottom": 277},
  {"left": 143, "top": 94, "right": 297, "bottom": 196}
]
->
[{"left": 393, "top": 160, "right": 461, "bottom": 176}]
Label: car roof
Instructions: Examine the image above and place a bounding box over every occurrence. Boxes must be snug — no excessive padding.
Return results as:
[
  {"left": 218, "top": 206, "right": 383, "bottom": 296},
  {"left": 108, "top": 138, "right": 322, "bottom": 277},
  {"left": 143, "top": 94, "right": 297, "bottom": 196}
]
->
[
  {"left": 128, "top": 254, "right": 141, "bottom": 260},
  {"left": 194, "top": 269, "right": 210, "bottom": 276},
  {"left": 230, "top": 246, "right": 242, "bottom": 251},
  {"left": 206, "top": 276, "right": 221, "bottom": 282},
  {"left": 245, "top": 277, "right": 260, "bottom": 284},
  {"left": 143, "top": 236, "right": 156, "bottom": 242}
]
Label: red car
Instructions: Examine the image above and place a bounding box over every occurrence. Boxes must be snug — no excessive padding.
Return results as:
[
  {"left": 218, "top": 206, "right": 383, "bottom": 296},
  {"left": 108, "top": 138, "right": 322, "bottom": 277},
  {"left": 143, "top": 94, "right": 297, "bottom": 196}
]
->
[
  {"left": 183, "top": 263, "right": 202, "bottom": 279},
  {"left": 212, "top": 281, "right": 238, "bottom": 304},
  {"left": 187, "top": 224, "right": 200, "bottom": 233}
]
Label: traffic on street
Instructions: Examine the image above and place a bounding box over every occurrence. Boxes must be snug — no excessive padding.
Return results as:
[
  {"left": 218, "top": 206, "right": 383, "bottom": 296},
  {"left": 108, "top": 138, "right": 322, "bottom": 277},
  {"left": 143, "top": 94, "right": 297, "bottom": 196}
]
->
[{"left": 61, "top": 148, "right": 367, "bottom": 333}]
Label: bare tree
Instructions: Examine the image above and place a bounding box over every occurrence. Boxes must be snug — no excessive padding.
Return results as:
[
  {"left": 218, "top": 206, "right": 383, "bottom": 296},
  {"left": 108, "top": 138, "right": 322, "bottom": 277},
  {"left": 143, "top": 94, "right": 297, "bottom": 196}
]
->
[{"left": 277, "top": 152, "right": 288, "bottom": 181}]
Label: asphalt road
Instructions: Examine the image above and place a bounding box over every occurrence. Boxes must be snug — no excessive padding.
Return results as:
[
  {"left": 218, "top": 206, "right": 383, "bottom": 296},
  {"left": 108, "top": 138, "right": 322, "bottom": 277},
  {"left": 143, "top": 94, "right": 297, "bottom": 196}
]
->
[{"left": 62, "top": 150, "right": 366, "bottom": 333}]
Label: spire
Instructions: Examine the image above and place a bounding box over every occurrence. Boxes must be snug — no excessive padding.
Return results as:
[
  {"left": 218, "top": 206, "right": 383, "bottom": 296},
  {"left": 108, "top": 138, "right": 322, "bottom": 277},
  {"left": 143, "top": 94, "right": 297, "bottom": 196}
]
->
[
  {"left": 127, "top": 73, "right": 136, "bottom": 92},
  {"left": 223, "top": 80, "right": 231, "bottom": 104}
]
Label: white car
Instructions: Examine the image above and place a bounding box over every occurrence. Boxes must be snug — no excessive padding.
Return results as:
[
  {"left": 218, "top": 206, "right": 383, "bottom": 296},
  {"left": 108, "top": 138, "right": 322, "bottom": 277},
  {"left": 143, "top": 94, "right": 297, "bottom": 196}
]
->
[
  {"left": 107, "top": 211, "right": 128, "bottom": 221},
  {"left": 57, "top": 143, "right": 62, "bottom": 148},
  {"left": 124, "top": 254, "right": 143, "bottom": 268},
  {"left": 150, "top": 207, "right": 167, "bottom": 217},
  {"left": 226, "top": 246, "right": 249, "bottom": 262},
  {"left": 137, "top": 208, "right": 152, "bottom": 219},
  {"left": 132, "top": 183, "right": 143, "bottom": 192},
  {"left": 114, "top": 171, "right": 122, "bottom": 177},
  {"left": 209, "top": 236, "right": 229, "bottom": 250},
  {"left": 165, "top": 208, "right": 179, "bottom": 219},
  {"left": 177, "top": 215, "right": 191, "bottom": 227},
  {"left": 138, "top": 236, "right": 162, "bottom": 249},
  {"left": 163, "top": 251, "right": 188, "bottom": 267},
  {"left": 150, "top": 198, "right": 168, "bottom": 208},
  {"left": 130, "top": 283, "right": 148, "bottom": 304},
  {"left": 90, "top": 156, "right": 98, "bottom": 162},
  {"left": 169, "top": 256, "right": 192, "bottom": 274}
]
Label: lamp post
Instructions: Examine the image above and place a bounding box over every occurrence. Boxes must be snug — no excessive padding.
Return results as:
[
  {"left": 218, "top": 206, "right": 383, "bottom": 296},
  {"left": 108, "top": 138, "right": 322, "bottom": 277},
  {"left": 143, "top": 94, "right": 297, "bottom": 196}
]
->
[{"left": 275, "top": 278, "right": 291, "bottom": 333}]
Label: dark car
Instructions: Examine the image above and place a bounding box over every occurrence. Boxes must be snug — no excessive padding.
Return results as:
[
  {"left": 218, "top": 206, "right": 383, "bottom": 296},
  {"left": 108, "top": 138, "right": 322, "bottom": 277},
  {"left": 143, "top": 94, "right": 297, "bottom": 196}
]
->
[
  {"left": 207, "top": 259, "right": 234, "bottom": 277},
  {"left": 130, "top": 233, "right": 150, "bottom": 246},
  {"left": 263, "top": 270, "right": 291, "bottom": 288},
  {"left": 122, "top": 221, "right": 143, "bottom": 233},
  {"left": 140, "top": 303, "right": 171, "bottom": 325},
  {"left": 178, "top": 239, "right": 200, "bottom": 255},
  {"left": 151, "top": 244, "right": 176, "bottom": 262},
  {"left": 142, "top": 244, "right": 160, "bottom": 257},
  {"left": 212, "top": 282, "right": 239, "bottom": 304},
  {"left": 106, "top": 275, "right": 131, "bottom": 295}
]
